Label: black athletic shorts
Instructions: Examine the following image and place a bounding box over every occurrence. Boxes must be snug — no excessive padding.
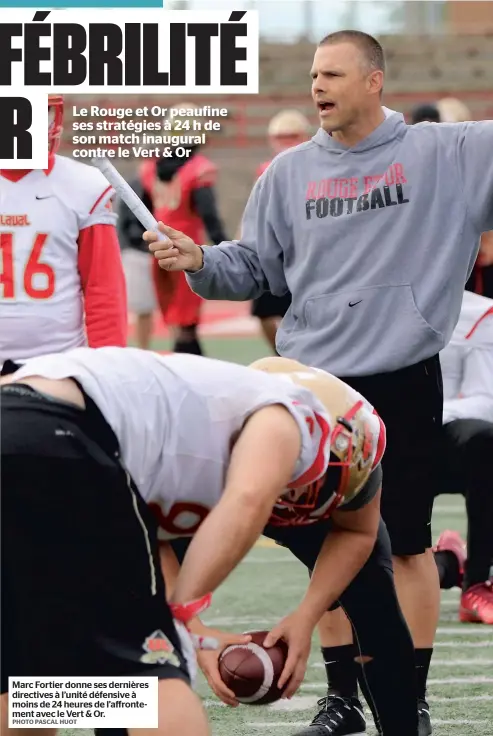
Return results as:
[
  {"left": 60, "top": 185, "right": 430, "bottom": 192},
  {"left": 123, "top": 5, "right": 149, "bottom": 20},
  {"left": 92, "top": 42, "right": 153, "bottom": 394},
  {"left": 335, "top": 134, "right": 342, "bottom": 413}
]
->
[
  {"left": 338, "top": 354, "right": 443, "bottom": 556},
  {"left": 0, "top": 384, "right": 190, "bottom": 693},
  {"left": 434, "top": 418, "right": 493, "bottom": 497},
  {"left": 251, "top": 292, "right": 292, "bottom": 319}
]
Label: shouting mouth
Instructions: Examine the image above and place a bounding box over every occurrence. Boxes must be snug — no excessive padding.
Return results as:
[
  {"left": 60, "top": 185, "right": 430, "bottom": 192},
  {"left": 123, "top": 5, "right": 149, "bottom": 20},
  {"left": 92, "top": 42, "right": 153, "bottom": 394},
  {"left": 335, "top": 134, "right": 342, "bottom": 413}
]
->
[{"left": 317, "top": 101, "right": 336, "bottom": 116}]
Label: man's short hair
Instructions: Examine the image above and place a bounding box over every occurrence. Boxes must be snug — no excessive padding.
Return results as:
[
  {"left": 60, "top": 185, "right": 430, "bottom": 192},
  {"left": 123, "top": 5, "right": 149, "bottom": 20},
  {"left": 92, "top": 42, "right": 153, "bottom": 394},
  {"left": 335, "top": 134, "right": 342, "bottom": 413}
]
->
[{"left": 319, "top": 30, "right": 386, "bottom": 74}]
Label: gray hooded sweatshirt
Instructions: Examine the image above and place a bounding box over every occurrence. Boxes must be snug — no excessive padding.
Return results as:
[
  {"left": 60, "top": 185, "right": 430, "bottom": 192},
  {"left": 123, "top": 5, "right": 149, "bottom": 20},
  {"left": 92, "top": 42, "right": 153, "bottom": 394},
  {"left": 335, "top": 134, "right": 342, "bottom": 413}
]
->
[{"left": 187, "top": 112, "right": 493, "bottom": 376}]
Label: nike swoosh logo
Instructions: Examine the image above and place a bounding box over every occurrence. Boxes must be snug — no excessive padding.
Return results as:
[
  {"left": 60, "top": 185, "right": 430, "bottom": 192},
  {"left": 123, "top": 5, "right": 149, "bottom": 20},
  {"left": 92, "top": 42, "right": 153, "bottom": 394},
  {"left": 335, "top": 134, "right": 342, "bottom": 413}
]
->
[
  {"left": 349, "top": 300, "right": 363, "bottom": 307},
  {"left": 36, "top": 195, "right": 52, "bottom": 200}
]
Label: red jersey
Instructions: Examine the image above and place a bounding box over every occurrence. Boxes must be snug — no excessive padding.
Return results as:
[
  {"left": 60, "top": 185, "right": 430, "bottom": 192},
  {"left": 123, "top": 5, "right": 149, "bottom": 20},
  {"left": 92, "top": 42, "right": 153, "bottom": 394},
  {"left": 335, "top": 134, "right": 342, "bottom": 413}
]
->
[
  {"left": 141, "top": 155, "right": 217, "bottom": 243},
  {"left": 141, "top": 154, "right": 217, "bottom": 328}
]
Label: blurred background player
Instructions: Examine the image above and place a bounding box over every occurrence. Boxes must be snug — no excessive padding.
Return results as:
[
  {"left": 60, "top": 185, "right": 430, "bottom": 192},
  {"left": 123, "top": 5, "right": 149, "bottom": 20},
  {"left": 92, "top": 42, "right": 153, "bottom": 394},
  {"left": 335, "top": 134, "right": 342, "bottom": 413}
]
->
[
  {"left": 436, "top": 96, "right": 471, "bottom": 123},
  {"left": 410, "top": 103, "right": 441, "bottom": 124},
  {"left": 0, "top": 94, "right": 127, "bottom": 365},
  {"left": 250, "top": 110, "right": 311, "bottom": 351},
  {"left": 139, "top": 103, "right": 228, "bottom": 355},
  {"left": 433, "top": 289, "right": 493, "bottom": 624},
  {"left": 119, "top": 178, "right": 157, "bottom": 349}
]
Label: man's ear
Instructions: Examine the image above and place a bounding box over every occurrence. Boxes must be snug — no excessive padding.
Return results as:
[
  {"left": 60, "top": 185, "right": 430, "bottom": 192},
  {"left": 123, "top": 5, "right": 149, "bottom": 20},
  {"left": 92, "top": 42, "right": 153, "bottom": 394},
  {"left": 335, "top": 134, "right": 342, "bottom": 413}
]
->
[{"left": 367, "top": 70, "right": 384, "bottom": 97}]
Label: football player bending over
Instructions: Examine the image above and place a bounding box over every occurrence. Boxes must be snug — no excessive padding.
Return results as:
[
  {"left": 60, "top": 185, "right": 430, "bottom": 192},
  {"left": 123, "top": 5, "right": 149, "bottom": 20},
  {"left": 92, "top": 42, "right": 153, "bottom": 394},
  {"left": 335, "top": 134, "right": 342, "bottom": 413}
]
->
[{"left": 1, "top": 351, "right": 416, "bottom": 736}]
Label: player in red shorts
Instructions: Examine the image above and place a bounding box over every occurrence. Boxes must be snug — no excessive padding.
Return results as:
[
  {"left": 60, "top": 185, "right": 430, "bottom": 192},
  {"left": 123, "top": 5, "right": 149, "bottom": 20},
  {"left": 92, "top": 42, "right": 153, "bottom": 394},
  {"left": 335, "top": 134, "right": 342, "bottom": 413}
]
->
[
  {"left": 0, "top": 94, "right": 127, "bottom": 365},
  {"left": 251, "top": 110, "right": 311, "bottom": 351},
  {"left": 140, "top": 104, "right": 227, "bottom": 355}
]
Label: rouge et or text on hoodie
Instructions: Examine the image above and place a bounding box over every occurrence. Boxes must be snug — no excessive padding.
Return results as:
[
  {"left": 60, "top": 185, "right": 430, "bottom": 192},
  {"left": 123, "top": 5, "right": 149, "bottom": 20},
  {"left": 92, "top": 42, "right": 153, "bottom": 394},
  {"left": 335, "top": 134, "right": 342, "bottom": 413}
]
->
[{"left": 305, "top": 163, "right": 410, "bottom": 219}]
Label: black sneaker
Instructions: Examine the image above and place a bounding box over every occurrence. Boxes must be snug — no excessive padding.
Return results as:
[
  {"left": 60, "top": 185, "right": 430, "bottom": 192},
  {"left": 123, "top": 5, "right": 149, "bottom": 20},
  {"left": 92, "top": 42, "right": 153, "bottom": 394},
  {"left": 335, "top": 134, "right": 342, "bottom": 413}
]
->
[
  {"left": 290, "top": 694, "right": 366, "bottom": 735},
  {"left": 418, "top": 697, "right": 432, "bottom": 736}
]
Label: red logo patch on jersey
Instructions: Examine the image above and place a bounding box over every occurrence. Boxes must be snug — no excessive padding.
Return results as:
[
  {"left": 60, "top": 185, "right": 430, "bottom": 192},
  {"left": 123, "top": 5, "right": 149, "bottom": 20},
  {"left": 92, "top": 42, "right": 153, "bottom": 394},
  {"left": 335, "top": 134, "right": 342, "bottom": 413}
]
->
[
  {"left": 140, "top": 629, "right": 180, "bottom": 667},
  {"left": 104, "top": 198, "right": 113, "bottom": 211}
]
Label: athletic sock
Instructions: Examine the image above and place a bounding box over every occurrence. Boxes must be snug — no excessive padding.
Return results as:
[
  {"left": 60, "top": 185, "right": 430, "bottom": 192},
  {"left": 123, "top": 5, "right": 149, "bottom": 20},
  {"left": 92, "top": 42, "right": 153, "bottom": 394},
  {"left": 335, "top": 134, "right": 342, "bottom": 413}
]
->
[
  {"left": 173, "top": 337, "right": 203, "bottom": 355},
  {"left": 415, "top": 648, "right": 433, "bottom": 700},
  {"left": 463, "top": 560, "right": 491, "bottom": 592},
  {"left": 434, "top": 550, "right": 461, "bottom": 589},
  {"left": 321, "top": 645, "right": 359, "bottom": 698}
]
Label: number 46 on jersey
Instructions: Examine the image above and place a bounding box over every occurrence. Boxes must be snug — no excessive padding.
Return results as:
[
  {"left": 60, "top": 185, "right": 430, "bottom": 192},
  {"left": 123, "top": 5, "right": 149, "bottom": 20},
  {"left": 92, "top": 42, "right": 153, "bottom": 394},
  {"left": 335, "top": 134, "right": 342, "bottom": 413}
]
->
[{"left": 0, "top": 232, "right": 55, "bottom": 300}]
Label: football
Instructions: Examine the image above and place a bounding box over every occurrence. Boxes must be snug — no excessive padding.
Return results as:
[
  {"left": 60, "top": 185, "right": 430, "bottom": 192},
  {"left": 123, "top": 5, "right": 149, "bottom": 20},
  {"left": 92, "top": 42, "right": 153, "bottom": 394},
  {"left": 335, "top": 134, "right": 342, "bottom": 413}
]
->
[{"left": 218, "top": 630, "right": 288, "bottom": 705}]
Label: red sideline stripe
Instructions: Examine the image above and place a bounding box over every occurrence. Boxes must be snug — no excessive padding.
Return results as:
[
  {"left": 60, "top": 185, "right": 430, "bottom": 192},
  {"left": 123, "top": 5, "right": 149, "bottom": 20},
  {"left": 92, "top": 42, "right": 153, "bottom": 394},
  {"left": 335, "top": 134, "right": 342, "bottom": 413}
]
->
[
  {"left": 465, "top": 306, "right": 493, "bottom": 340},
  {"left": 89, "top": 184, "right": 113, "bottom": 215}
]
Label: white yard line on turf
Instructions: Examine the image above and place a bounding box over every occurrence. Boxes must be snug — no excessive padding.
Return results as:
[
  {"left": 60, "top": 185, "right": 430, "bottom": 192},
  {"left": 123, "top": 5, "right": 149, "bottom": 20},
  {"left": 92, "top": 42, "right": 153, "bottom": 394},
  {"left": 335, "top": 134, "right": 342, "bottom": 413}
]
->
[
  {"left": 428, "top": 676, "right": 493, "bottom": 685},
  {"left": 261, "top": 694, "right": 493, "bottom": 713},
  {"left": 439, "top": 599, "right": 461, "bottom": 607},
  {"left": 203, "top": 617, "right": 274, "bottom": 627},
  {"left": 429, "top": 695, "right": 493, "bottom": 702},
  {"left": 246, "top": 720, "right": 489, "bottom": 729},
  {"left": 242, "top": 557, "right": 294, "bottom": 563},
  {"left": 436, "top": 626, "right": 493, "bottom": 634},
  {"left": 203, "top": 700, "right": 227, "bottom": 708},
  {"left": 204, "top": 694, "right": 493, "bottom": 711},
  {"left": 312, "top": 659, "right": 493, "bottom": 668},
  {"left": 434, "top": 641, "right": 493, "bottom": 648},
  {"left": 203, "top": 617, "right": 493, "bottom": 640},
  {"left": 302, "top": 676, "right": 493, "bottom": 689}
]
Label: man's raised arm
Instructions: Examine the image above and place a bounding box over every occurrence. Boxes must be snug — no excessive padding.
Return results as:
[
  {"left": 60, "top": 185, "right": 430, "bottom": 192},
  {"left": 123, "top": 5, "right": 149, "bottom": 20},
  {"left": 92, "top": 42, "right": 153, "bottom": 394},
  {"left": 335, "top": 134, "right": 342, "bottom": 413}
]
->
[
  {"left": 458, "top": 120, "right": 493, "bottom": 233},
  {"left": 144, "top": 168, "right": 290, "bottom": 302}
]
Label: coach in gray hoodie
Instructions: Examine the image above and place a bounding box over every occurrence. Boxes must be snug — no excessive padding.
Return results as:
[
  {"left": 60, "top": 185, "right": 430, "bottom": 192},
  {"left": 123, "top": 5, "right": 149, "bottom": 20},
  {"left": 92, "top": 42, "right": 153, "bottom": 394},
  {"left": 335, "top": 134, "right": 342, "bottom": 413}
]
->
[{"left": 146, "top": 30, "right": 493, "bottom": 736}]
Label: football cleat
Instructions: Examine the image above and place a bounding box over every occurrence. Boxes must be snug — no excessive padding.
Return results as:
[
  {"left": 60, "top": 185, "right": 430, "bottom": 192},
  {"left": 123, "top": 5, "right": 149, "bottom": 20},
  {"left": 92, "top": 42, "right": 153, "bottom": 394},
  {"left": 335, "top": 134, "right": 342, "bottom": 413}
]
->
[
  {"left": 418, "top": 697, "right": 432, "bottom": 736},
  {"left": 459, "top": 580, "right": 493, "bottom": 624},
  {"left": 433, "top": 530, "right": 466, "bottom": 587},
  {"left": 290, "top": 694, "right": 366, "bottom": 735}
]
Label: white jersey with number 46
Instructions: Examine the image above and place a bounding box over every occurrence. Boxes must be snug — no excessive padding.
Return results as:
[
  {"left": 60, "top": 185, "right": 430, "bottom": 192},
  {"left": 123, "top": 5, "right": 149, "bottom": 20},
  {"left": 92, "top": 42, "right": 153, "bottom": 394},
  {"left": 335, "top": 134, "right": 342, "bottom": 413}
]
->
[
  {"left": 12, "top": 348, "right": 333, "bottom": 539},
  {"left": 0, "top": 155, "right": 115, "bottom": 362}
]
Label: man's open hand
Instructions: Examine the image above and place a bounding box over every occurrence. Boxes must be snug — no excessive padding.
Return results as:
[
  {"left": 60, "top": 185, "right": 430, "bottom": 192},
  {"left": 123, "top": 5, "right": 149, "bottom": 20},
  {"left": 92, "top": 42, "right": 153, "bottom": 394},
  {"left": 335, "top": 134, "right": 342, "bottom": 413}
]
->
[
  {"left": 190, "top": 624, "right": 252, "bottom": 707},
  {"left": 263, "top": 610, "right": 313, "bottom": 699}
]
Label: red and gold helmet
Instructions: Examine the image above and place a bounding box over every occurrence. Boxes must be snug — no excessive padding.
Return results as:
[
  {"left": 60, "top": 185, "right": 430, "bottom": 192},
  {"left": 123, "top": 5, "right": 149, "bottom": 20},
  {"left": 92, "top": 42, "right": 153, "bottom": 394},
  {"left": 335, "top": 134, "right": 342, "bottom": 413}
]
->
[
  {"left": 250, "top": 357, "right": 383, "bottom": 527},
  {"left": 48, "top": 94, "right": 64, "bottom": 154}
]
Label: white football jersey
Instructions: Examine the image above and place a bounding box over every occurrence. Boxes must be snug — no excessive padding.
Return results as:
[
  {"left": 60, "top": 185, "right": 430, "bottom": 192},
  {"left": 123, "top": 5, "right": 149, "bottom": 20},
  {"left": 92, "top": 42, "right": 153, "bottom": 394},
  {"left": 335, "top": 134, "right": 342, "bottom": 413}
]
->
[
  {"left": 12, "top": 349, "right": 333, "bottom": 539},
  {"left": 0, "top": 155, "right": 116, "bottom": 363},
  {"left": 441, "top": 291, "right": 493, "bottom": 424}
]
